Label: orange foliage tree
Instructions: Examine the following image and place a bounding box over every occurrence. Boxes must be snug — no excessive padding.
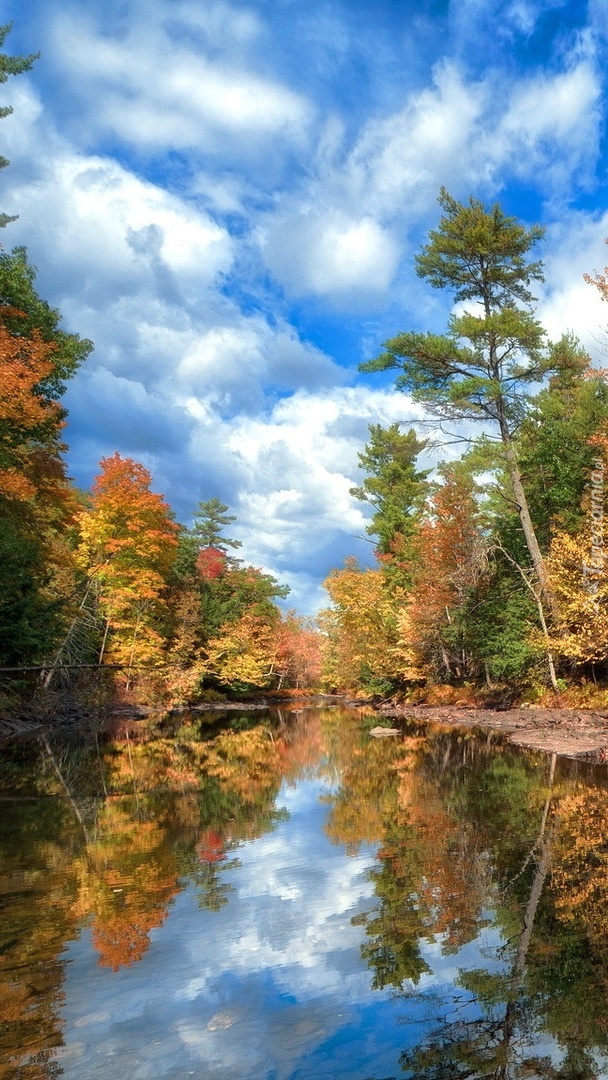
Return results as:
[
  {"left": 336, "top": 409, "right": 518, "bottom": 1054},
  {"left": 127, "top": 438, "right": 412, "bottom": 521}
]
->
[
  {"left": 0, "top": 307, "right": 67, "bottom": 502},
  {"left": 403, "top": 464, "right": 487, "bottom": 682},
  {"left": 77, "top": 453, "right": 178, "bottom": 678},
  {"left": 274, "top": 611, "right": 322, "bottom": 689},
  {"left": 0, "top": 305, "right": 84, "bottom": 666},
  {"left": 79, "top": 802, "right": 180, "bottom": 971}
]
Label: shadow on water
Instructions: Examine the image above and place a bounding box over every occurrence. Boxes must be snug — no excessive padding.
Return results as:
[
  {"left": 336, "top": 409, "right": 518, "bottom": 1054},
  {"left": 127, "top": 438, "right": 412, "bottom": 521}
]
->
[{"left": 2, "top": 707, "right": 608, "bottom": 1078}]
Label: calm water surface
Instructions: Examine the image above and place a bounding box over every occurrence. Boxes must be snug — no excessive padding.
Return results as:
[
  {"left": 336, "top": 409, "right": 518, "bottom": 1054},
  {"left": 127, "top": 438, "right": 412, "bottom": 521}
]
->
[{"left": 2, "top": 705, "right": 608, "bottom": 1079}]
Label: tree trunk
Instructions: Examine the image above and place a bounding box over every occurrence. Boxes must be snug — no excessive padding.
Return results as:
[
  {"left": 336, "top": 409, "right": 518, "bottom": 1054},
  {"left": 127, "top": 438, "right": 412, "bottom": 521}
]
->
[{"left": 497, "top": 412, "right": 551, "bottom": 609}]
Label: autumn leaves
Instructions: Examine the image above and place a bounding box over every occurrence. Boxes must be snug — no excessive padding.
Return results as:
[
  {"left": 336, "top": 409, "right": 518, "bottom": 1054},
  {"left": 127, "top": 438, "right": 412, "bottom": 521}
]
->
[
  {"left": 0, "top": 251, "right": 320, "bottom": 699},
  {"left": 321, "top": 192, "right": 608, "bottom": 697}
]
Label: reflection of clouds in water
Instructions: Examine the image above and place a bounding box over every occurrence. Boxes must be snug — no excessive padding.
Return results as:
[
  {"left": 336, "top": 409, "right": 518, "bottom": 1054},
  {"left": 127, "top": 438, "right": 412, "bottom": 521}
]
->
[
  {"left": 176, "top": 976, "right": 336, "bottom": 1079},
  {"left": 57, "top": 775, "right": 508, "bottom": 1078},
  {"left": 180, "top": 778, "right": 378, "bottom": 1000},
  {"left": 417, "top": 925, "right": 507, "bottom": 991}
]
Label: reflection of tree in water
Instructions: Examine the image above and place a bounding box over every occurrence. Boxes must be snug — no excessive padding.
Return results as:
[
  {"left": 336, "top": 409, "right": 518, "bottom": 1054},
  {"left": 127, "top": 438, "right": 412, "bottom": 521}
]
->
[
  {"left": 398, "top": 754, "right": 556, "bottom": 1079},
  {"left": 0, "top": 793, "right": 81, "bottom": 1079},
  {"left": 82, "top": 721, "right": 292, "bottom": 966},
  {"left": 0, "top": 712, "right": 298, "bottom": 1073},
  {"left": 7, "top": 711, "right": 608, "bottom": 1078},
  {"left": 355, "top": 803, "right": 493, "bottom": 996},
  {"left": 339, "top": 726, "right": 608, "bottom": 1079}
]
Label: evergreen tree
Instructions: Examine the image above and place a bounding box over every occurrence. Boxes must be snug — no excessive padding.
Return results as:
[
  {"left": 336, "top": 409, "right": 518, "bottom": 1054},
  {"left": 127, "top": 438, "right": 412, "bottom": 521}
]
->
[
  {"left": 361, "top": 188, "right": 574, "bottom": 608},
  {"left": 0, "top": 24, "right": 39, "bottom": 227},
  {"left": 350, "top": 423, "right": 429, "bottom": 558},
  {"left": 516, "top": 341, "right": 608, "bottom": 549},
  {"left": 191, "top": 498, "right": 242, "bottom": 552}
]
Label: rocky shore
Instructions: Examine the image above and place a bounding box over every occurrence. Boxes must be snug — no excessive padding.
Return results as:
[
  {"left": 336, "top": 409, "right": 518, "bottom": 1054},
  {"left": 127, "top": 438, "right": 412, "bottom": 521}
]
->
[{"left": 379, "top": 703, "right": 608, "bottom": 761}]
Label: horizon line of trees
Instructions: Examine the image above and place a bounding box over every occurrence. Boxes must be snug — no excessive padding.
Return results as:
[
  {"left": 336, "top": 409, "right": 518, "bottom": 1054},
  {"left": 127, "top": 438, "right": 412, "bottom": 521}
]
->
[{"left": 4, "top": 191, "right": 608, "bottom": 704}]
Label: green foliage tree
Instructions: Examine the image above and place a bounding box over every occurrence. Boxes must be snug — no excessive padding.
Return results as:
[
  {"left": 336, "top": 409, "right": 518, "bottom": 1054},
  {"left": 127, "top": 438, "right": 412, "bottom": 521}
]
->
[
  {"left": 0, "top": 253, "right": 91, "bottom": 676},
  {"left": 0, "top": 515, "right": 61, "bottom": 667},
  {"left": 350, "top": 422, "right": 429, "bottom": 560},
  {"left": 191, "top": 497, "right": 242, "bottom": 552},
  {"left": 515, "top": 343, "right": 608, "bottom": 549},
  {"left": 0, "top": 24, "right": 39, "bottom": 227}
]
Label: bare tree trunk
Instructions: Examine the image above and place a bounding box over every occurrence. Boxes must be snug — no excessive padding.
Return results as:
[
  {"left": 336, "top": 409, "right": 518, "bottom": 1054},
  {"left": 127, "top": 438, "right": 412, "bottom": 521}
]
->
[
  {"left": 98, "top": 619, "right": 110, "bottom": 666},
  {"left": 497, "top": 413, "right": 551, "bottom": 610},
  {"left": 125, "top": 613, "right": 143, "bottom": 693}
]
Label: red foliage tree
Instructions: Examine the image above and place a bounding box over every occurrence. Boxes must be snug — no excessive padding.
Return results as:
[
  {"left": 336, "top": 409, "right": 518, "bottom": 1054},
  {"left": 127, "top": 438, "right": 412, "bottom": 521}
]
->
[{"left": 196, "top": 546, "right": 227, "bottom": 581}]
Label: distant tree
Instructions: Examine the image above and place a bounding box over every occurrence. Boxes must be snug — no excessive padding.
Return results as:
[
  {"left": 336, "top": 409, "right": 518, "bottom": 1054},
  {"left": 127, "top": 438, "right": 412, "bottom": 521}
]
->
[
  {"left": 350, "top": 423, "right": 429, "bottom": 562},
  {"left": 320, "top": 558, "right": 410, "bottom": 694},
  {"left": 191, "top": 498, "right": 242, "bottom": 552},
  {"left": 274, "top": 611, "right": 322, "bottom": 689},
  {"left": 205, "top": 611, "right": 281, "bottom": 689},
  {"left": 166, "top": 505, "right": 289, "bottom": 699},
  {"left": 0, "top": 24, "right": 39, "bottom": 227}
]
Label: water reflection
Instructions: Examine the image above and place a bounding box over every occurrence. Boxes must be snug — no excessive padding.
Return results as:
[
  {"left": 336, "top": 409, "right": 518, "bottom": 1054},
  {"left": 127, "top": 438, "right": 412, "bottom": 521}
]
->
[{"left": 1, "top": 708, "right": 608, "bottom": 1077}]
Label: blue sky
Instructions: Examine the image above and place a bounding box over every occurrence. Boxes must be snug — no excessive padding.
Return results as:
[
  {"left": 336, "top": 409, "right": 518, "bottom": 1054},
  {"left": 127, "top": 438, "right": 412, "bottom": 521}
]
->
[{"left": 2, "top": 0, "right": 608, "bottom": 612}]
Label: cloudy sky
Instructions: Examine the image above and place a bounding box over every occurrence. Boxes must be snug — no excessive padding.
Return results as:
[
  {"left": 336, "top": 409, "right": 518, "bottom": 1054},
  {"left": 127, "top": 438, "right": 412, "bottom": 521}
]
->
[{"left": 2, "top": 0, "right": 608, "bottom": 613}]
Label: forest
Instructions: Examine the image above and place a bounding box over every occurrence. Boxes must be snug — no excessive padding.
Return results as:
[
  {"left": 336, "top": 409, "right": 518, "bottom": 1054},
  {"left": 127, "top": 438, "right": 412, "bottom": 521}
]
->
[
  {"left": 322, "top": 191, "right": 608, "bottom": 704},
  {"left": 3, "top": 31, "right": 608, "bottom": 713}
]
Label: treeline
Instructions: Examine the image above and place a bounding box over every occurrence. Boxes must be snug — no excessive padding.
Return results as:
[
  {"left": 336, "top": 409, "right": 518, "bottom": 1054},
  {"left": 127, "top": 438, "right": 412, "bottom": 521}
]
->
[
  {"left": 319, "top": 191, "right": 608, "bottom": 701},
  {"left": 4, "top": 12, "right": 608, "bottom": 707},
  {"left": 0, "top": 27, "right": 324, "bottom": 708},
  {"left": 0, "top": 247, "right": 321, "bottom": 705}
]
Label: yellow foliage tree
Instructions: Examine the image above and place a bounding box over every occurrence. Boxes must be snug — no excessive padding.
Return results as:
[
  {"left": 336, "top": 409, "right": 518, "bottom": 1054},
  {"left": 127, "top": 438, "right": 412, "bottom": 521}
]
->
[
  {"left": 320, "top": 558, "right": 413, "bottom": 692},
  {"left": 204, "top": 611, "right": 280, "bottom": 688},
  {"left": 545, "top": 450, "right": 608, "bottom": 665},
  {"left": 545, "top": 527, "right": 608, "bottom": 663},
  {"left": 77, "top": 453, "right": 178, "bottom": 678},
  {"left": 551, "top": 788, "right": 608, "bottom": 954}
]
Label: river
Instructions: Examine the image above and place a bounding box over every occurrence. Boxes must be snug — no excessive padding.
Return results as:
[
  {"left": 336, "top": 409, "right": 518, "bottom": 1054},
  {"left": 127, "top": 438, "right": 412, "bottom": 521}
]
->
[{"left": 1, "top": 704, "right": 608, "bottom": 1078}]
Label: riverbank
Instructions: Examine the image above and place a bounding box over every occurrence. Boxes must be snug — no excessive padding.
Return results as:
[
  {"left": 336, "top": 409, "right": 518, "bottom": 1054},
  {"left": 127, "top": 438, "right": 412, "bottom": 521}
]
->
[
  {"left": 379, "top": 703, "right": 608, "bottom": 761},
  {"left": 3, "top": 693, "right": 608, "bottom": 761},
  {"left": 0, "top": 692, "right": 345, "bottom": 743}
]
